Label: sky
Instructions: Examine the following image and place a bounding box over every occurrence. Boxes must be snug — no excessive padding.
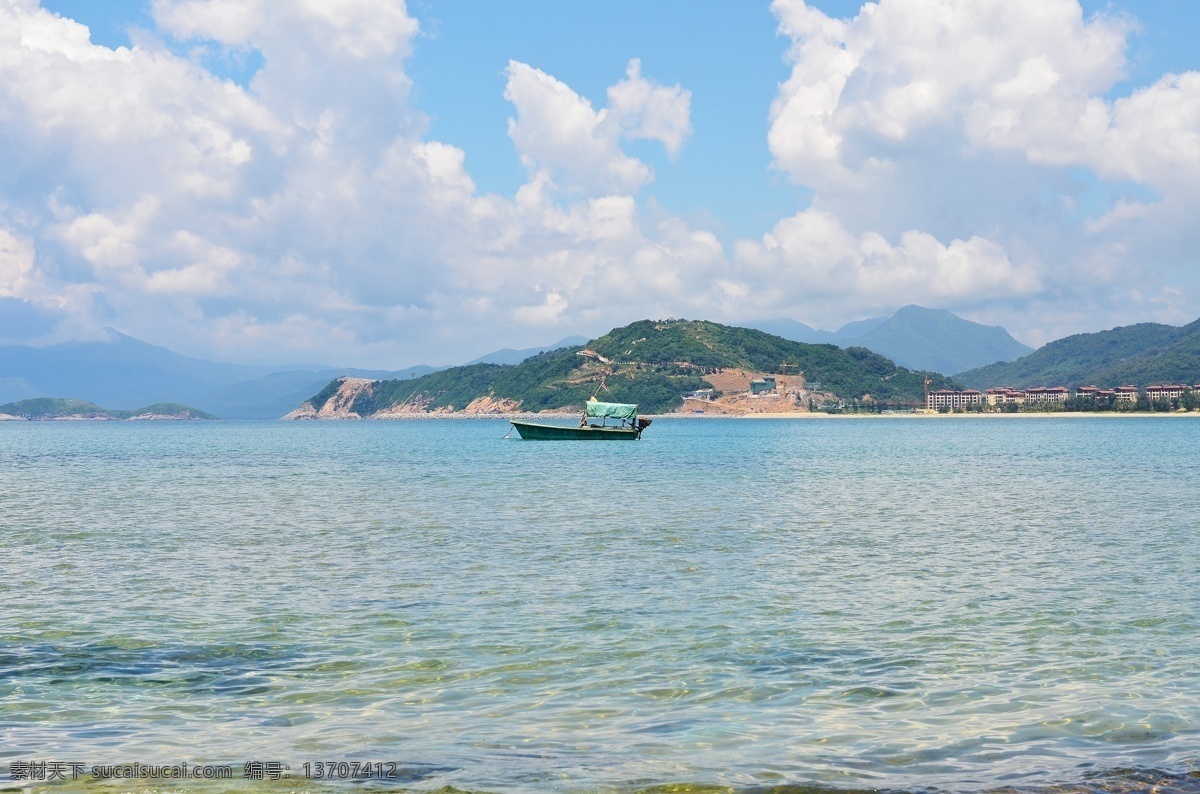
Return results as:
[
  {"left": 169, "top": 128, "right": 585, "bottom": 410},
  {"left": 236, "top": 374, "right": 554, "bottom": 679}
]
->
[{"left": 2, "top": 0, "right": 1200, "bottom": 367}]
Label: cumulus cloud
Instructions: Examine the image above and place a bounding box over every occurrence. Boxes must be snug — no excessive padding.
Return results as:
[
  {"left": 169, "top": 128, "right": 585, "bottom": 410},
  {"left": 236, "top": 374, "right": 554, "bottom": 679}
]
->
[
  {"left": 0, "top": 228, "right": 38, "bottom": 298},
  {"left": 768, "top": 0, "right": 1200, "bottom": 209},
  {"left": 0, "top": 1, "right": 719, "bottom": 364},
  {"left": 504, "top": 59, "right": 691, "bottom": 195},
  {"left": 735, "top": 209, "right": 1040, "bottom": 311},
  {"left": 765, "top": 0, "right": 1200, "bottom": 330},
  {"left": 2, "top": 0, "right": 1199, "bottom": 366},
  {"left": 152, "top": 0, "right": 418, "bottom": 60},
  {"left": 606, "top": 58, "right": 692, "bottom": 158},
  {"left": 154, "top": 0, "right": 422, "bottom": 152},
  {"left": 768, "top": 0, "right": 1128, "bottom": 189}
]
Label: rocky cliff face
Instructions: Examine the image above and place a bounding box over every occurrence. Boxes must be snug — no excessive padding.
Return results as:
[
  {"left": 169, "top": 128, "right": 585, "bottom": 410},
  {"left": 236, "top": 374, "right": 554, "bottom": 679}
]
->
[
  {"left": 283, "top": 377, "right": 375, "bottom": 419},
  {"left": 462, "top": 395, "right": 524, "bottom": 414},
  {"left": 284, "top": 377, "right": 527, "bottom": 419}
]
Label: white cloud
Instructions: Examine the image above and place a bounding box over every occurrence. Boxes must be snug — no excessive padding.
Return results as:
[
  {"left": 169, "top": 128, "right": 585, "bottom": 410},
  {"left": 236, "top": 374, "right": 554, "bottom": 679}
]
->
[
  {"left": 0, "top": 1, "right": 721, "bottom": 364},
  {"left": 2, "top": 0, "right": 1199, "bottom": 367},
  {"left": 769, "top": 0, "right": 1200, "bottom": 206},
  {"left": 152, "top": 0, "right": 418, "bottom": 60},
  {"left": 765, "top": 0, "right": 1200, "bottom": 329},
  {"left": 733, "top": 209, "right": 1041, "bottom": 325},
  {"left": 768, "top": 0, "right": 1129, "bottom": 189},
  {"left": 0, "top": 4, "right": 278, "bottom": 207},
  {"left": 153, "top": 0, "right": 422, "bottom": 154},
  {"left": 0, "top": 227, "right": 38, "bottom": 298},
  {"left": 504, "top": 59, "right": 691, "bottom": 196},
  {"left": 606, "top": 58, "right": 692, "bottom": 159},
  {"left": 57, "top": 199, "right": 158, "bottom": 280}
]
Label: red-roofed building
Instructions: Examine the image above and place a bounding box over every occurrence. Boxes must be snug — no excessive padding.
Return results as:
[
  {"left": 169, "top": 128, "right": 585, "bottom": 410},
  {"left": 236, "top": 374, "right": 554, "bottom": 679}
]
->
[
  {"left": 926, "top": 389, "right": 984, "bottom": 410},
  {"left": 1146, "top": 384, "right": 1187, "bottom": 402},
  {"left": 1114, "top": 386, "right": 1139, "bottom": 402},
  {"left": 1025, "top": 386, "right": 1070, "bottom": 404},
  {"left": 985, "top": 388, "right": 1025, "bottom": 406}
]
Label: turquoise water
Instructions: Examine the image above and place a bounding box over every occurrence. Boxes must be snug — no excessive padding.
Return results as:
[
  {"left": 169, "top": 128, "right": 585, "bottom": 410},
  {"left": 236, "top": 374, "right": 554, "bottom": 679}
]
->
[{"left": 1, "top": 417, "right": 1198, "bottom": 792}]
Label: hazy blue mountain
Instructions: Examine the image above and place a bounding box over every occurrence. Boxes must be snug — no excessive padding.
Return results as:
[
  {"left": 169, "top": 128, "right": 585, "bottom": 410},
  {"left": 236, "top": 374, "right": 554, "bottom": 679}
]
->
[
  {"left": 2, "top": 313, "right": 1034, "bottom": 420},
  {"left": 834, "top": 315, "right": 891, "bottom": 340},
  {"left": 746, "top": 316, "right": 889, "bottom": 344},
  {"left": 745, "top": 319, "right": 838, "bottom": 344},
  {"left": 957, "top": 317, "right": 1200, "bottom": 389},
  {"left": 847, "top": 306, "right": 1034, "bottom": 375},
  {"left": 0, "top": 331, "right": 441, "bottom": 419},
  {"left": 193, "top": 367, "right": 429, "bottom": 420},
  {"left": 0, "top": 332, "right": 274, "bottom": 408},
  {"left": 466, "top": 335, "right": 590, "bottom": 365},
  {"left": 746, "top": 307, "right": 1030, "bottom": 374}
]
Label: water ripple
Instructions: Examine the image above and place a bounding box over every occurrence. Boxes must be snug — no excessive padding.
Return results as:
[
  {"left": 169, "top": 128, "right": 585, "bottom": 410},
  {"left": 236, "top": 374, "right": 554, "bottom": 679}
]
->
[{"left": 1, "top": 417, "right": 1198, "bottom": 792}]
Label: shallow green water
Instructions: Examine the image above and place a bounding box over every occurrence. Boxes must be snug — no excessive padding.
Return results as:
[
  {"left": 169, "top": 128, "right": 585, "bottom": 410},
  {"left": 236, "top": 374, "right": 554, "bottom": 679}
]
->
[{"left": 1, "top": 417, "right": 1198, "bottom": 792}]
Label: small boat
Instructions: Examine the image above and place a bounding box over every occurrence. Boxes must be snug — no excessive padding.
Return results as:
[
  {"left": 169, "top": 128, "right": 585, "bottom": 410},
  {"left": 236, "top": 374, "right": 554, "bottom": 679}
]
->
[{"left": 510, "top": 398, "right": 652, "bottom": 440}]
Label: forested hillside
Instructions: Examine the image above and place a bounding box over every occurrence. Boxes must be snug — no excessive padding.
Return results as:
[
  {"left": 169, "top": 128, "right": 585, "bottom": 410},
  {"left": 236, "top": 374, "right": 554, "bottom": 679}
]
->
[
  {"left": 958, "top": 318, "right": 1200, "bottom": 388},
  {"left": 296, "top": 319, "right": 957, "bottom": 416}
]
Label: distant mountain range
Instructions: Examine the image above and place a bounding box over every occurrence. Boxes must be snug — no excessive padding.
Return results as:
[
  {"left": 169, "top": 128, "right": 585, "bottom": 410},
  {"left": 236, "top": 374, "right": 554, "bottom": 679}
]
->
[
  {"left": 465, "top": 336, "right": 589, "bottom": 366},
  {"left": 957, "top": 317, "right": 1200, "bottom": 389},
  {"left": 12, "top": 311, "right": 1197, "bottom": 419},
  {"left": 747, "top": 305, "right": 1033, "bottom": 375},
  {"left": 0, "top": 332, "right": 596, "bottom": 419}
]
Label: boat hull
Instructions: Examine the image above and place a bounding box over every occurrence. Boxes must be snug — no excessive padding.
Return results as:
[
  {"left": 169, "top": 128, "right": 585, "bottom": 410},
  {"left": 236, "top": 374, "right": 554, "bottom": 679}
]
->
[{"left": 510, "top": 420, "right": 640, "bottom": 440}]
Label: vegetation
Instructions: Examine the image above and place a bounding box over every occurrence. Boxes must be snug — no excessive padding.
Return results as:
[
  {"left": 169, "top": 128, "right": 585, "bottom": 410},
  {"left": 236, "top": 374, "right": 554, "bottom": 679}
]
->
[
  {"left": 308, "top": 379, "right": 346, "bottom": 411},
  {"left": 306, "top": 319, "right": 958, "bottom": 415},
  {"left": 587, "top": 320, "right": 954, "bottom": 404},
  {"left": 0, "top": 398, "right": 217, "bottom": 420},
  {"left": 959, "top": 317, "right": 1200, "bottom": 388},
  {"left": 127, "top": 403, "right": 218, "bottom": 419}
]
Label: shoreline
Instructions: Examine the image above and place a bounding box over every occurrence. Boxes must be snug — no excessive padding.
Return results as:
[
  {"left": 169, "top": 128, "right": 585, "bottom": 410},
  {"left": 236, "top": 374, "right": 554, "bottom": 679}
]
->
[
  {"left": 283, "top": 410, "right": 1200, "bottom": 421},
  {"left": 727, "top": 410, "right": 1200, "bottom": 419}
]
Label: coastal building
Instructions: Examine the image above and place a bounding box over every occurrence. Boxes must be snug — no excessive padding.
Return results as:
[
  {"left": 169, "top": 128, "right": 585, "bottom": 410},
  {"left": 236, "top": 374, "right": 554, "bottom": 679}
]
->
[
  {"left": 1146, "top": 384, "right": 1187, "bottom": 402},
  {"left": 684, "top": 388, "right": 715, "bottom": 401},
  {"left": 985, "top": 388, "right": 1025, "bottom": 405},
  {"left": 1076, "top": 386, "right": 1117, "bottom": 401},
  {"left": 1025, "top": 387, "right": 1070, "bottom": 404},
  {"left": 927, "top": 389, "right": 983, "bottom": 410},
  {"left": 924, "top": 382, "right": 1195, "bottom": 411},
  {"left": 750, "top": 377, "right": 776, "bottom": 395},
  {"left": 1115, "top": 386, "right": 1139, "bottom": 402}
]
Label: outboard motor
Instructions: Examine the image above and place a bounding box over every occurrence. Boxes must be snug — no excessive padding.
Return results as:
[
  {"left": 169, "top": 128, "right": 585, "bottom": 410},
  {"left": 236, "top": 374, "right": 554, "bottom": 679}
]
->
[{"left": 634, "top": 416, "right": 652, "bottom": 438}]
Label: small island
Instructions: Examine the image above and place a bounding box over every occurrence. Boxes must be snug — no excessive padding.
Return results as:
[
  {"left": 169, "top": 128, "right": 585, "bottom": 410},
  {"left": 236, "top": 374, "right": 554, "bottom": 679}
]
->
[{"left": 0, "top": 398, "right": 218, "bottom": 421}]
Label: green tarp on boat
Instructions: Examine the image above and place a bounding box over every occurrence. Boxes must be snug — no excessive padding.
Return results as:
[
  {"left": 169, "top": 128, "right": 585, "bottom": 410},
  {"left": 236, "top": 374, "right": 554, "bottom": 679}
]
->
[{"left": 585, "top": 400, "right": 638, "bottom": 420}]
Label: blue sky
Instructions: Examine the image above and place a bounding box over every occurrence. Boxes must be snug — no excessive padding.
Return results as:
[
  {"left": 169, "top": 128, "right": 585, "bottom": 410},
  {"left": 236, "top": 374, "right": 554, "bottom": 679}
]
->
[
  {"left": 6, "top": 1, "right": 1200, "bottom": 365},
  {"left": 42, "top": 0, "right": 1200, "bottom": 241}
]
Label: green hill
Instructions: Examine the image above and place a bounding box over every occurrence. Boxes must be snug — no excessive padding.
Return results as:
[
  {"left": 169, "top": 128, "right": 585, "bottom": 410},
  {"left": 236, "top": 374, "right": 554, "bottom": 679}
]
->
[
  {"left": 0, "top": 397, "right": 217, "bottom": 420},
  {"left": 303, "top": 319, "right": 958, "bottom": 416},
  {"left": 958, "top": 317, "right": 1200, "bottom": 389}
]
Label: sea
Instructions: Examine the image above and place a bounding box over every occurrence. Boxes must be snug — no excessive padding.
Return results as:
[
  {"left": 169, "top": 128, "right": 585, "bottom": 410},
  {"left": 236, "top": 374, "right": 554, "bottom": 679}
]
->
[{"left": 1, "top": 416, "right": 1198, "bottom": 793}]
